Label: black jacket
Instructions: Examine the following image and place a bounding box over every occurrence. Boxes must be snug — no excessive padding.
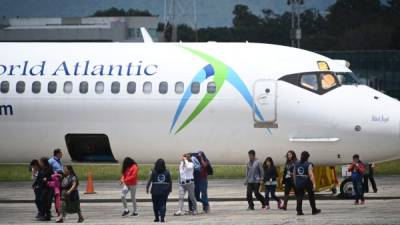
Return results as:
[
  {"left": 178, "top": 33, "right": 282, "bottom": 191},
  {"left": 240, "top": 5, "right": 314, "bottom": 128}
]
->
[{"left": 264, "top": 166, "right": 278, "bottom": 182}]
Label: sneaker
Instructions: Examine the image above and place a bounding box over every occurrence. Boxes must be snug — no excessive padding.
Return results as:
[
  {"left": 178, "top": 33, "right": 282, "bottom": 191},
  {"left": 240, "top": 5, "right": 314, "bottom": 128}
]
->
[
  {"left": 360, "top": 200, "right": 365, "bottom": 205},
  {"left": 247, "top": 206, "right": 255, "bottom": 211},
  {"left": 191, "top": 210, "right": 198, "bottom": 215},
  {"left": 312, "top": 209, "right": 321, "bottom": 215},
  {"left": 354, "top": 200, "right": 360, "bottom": 205},
  {"left": 154, "top": 218, "right": 160, "bottom": 222},
  {"left": 174, "top": 211, "right": 183, "bottom": 216},
  {"left": 122, "top": 209, "right": 130, "bottom": 217},
  {"left": 77, "top": 217, "right": 84, "bottom": 223},
  {"left": 131, "top": 212, "right": 139, "bottom": 217},
  {"left": 280, "top": 206, "right": 287, "bottom": 211},
  {"left": 160, "top": 217, "right": 165, "bottom": 223},
  {"left": 374, "top": 190, "right": 378, "bottom": 193},
  {"left": 278, "top": 200, "right": 282, "bottom": 209},
  {"left": 297, "top": 211, "right": 304, "bottom": 216}
]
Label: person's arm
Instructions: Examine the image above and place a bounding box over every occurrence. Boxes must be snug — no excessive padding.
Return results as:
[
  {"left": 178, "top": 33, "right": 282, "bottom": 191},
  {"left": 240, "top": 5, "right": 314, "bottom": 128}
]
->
[
  {"left": 348, "top": 163, "right": 354, "bottom": 172},
  {"left": 167, "top": 172, "right": 172, "bottom": 193},
  {"left": 199, "top": 156, "right": 208, "bottom": 168},
  {"left": 186, "top": 160, "right": 194, "bottom": 170},
  {"left": 146, "top": 171, "right": 152, "bottom": 194},
  {"left": 272, "top": 167, "right": 278, "bottom": 180},
  {"left": 309, "top": 165, "right": 316, "bottom": 191},
  {"left": 67, "top": 178, "right": 77, "bottom": 194},
  {"left": 259, "top": 161, "right": 264, "bottom": 182}
]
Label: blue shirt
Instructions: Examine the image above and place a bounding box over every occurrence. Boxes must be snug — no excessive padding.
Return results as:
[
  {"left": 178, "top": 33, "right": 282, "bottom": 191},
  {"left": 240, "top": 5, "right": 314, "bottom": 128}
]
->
[{"left": 48, "top": 156, "right": 63, "bottom": 173}]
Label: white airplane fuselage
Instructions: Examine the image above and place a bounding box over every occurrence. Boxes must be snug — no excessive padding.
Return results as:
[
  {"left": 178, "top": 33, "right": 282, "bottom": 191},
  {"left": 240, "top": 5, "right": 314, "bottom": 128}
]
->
[{"left": 0, "top": 42, "right": 399, "bottom": 165}]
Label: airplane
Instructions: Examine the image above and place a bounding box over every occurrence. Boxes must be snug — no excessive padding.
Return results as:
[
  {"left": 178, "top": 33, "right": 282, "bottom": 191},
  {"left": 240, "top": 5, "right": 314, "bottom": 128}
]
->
[{"left": 0, "top": 31, "right": 399, "bottom": 196}]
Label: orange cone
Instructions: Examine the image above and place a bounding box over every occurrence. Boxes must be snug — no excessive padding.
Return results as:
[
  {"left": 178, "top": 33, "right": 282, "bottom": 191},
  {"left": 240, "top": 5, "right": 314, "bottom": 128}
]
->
[{"left": 84, "top": 167, "right": 96, "bottom": 194}]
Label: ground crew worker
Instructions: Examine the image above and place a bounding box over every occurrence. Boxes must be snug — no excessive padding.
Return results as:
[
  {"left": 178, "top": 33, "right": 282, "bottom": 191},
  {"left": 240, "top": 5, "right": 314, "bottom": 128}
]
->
[
  {"left": 294, "top": 151, "right": 321, "bottom": 216},
  {"left": 364, "top": 161, "right": 378, "bottom": 193}
]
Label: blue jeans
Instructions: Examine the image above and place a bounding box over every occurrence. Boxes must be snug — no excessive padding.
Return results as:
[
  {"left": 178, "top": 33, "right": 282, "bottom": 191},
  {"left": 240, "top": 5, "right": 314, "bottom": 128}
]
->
[
  {"left": 189, "top": 177, "right": 209, "bottom": 211},
  {"left": 352, "top": 177, "right": 365, "bottom": 201},
  {"left": 264, "top": 185, "right": 280, "bottom": 206}
]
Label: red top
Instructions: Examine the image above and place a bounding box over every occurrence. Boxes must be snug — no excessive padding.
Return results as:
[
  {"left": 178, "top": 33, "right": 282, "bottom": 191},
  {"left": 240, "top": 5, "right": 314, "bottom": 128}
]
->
[{"left": 121, "top": 164, "right": 139, "bottom": 185}]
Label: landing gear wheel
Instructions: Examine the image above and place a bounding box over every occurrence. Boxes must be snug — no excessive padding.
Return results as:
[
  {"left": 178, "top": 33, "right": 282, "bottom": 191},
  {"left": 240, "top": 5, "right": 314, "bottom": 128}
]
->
[{"left": 340, "top": 177, "right": 354, "bottom": 199}]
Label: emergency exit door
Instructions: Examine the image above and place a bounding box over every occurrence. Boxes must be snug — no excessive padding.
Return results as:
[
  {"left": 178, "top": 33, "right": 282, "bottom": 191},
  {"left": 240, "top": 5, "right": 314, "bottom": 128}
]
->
[{"left": 253, "top": 79, "right": 278, "bottom": 128}]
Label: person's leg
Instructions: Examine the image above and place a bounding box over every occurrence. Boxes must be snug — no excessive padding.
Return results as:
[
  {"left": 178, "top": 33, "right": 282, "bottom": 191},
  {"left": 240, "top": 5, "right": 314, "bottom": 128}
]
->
[
  {"left": 296, "top": 187, "right": 305, "bottom": 215},
  {"left": 188, "top": 182, "right": 197, "bottom": 213},
  {"left": 363, "top": 174, "right": 369, "bottom": 193},
  {"left": 199, "top": 179, "right": 209, "bottom": 211},
  {"left": 151, "top": 194, "right": 159, "bottom": 221},
  {"left": 160, "top": 194, "right": 168, "bottom": 222},
  {"left": 34, "top": 188, "right": 42, "bottom": 217},
  {"left": 352, "top": 180, "right": 360, "bottom": 203},
  {"left": 246, "top": 184, "right": 255, "bottom": 209},
  {"left": 121, "top": 184, "right": 130, "bottom": 215},
  {"left": 129, "top": 185, "right": 138, "bottom": 214},
  {"left": 44, "top": 190, "right": 52, "bottom": 220},
  {"left": 253, "top": 183, "right": 265, "bottom": 207},
  {"left": 359, "top": 180, "right": 365, "bottom": 202},
  {"left": 265, "top": 185, "right": 271, "bottom": 207},
  {"left": 176, "top": 184, "right": 185, "bottom": 214},
  {"left": 282, "top": 180, "right": 292, "bottom": 209},
  {"left": 369, "top": 174, "right": 378, "bottom": 192},
  {"left": 270, "top": 185, "right": 281, "bottom": 207},
  {"left": 305, "top": 182, "right": 317, "bottom": 211}
]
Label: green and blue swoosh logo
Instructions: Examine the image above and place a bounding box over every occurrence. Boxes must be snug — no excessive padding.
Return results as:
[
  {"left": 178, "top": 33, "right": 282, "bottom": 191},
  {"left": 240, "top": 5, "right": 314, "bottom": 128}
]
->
[{"left": 170, "top": 46, "right": 265, "bottom": 134}]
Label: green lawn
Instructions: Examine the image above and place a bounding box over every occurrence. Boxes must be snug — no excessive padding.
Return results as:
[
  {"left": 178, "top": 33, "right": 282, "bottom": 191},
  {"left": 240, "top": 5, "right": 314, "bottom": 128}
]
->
[{"left": 0, "top": 160, "right": 398, "bottom": 182}]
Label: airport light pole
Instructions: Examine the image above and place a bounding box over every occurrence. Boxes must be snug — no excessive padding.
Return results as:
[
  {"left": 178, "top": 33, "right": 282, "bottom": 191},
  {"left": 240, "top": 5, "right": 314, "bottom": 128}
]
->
[{"left": 287, "top": 0, "right": 304, "bottom": 48}]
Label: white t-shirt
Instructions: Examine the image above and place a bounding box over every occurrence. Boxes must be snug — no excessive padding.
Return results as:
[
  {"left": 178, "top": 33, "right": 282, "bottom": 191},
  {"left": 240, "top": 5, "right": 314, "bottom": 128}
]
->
[{"left": 179, "top": 159, "right": 194, "bottom": 181}]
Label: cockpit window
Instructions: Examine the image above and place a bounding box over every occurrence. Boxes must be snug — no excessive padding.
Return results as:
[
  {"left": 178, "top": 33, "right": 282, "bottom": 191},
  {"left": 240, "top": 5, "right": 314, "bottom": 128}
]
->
[
  {"left": 300, "top": 74, "right": 318, "bottom": 91},
  {"left": 336, "top": 72, "right": 360, "bottom": 85},
  {"left": 321, "top": 73, "right": 337, "bottom": 90},
  {"left": 280, "top": 71, "right": 340, "bottom": 95}
]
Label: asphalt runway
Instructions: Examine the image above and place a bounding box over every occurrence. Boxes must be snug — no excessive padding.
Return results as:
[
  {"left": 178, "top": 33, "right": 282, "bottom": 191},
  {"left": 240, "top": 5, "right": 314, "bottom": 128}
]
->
[{"left": 0, "top": 176, "right": 399, "bottom": 224}]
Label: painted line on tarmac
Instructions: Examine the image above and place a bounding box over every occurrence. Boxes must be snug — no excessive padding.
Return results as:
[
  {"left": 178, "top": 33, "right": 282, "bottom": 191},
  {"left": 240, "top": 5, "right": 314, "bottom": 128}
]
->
[{"left": 1, "top": 196, "right": 399, "bottom": 203}]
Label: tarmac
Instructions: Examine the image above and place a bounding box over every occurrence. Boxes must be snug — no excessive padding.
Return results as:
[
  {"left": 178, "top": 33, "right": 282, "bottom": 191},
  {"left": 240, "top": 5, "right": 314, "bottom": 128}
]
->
[{"left": 0, "top": 176, "right": 399, "bottom": 224}]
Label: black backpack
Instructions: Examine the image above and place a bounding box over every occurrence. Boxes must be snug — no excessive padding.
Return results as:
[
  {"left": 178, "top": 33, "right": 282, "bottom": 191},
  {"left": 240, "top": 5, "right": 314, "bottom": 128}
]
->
[{"left": 206, "top": 162, "right": 214, "bottom": 176}]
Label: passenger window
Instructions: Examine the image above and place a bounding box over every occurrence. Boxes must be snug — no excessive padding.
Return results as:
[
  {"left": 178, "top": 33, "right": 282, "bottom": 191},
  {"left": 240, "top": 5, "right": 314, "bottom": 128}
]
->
[
  {"left": 191, "top": 82, "right": 200, "bottom": 94},
  {"left": 143, "top": 81, "right": 152, "bottom": 94},
  {"left": 0, "top": 81, "right": 9, "bottom": 93},
  {"left": 111, "top": 81, "right": 120, "bottom": 94},
  {"left": 321, "top": 73, "right": 337, "bottom": 90},
  {"left": 79, "top": 81, "right": 88, "bottom": 94},
  {"left": 175, "top": 82, "right": 184, "bottom": 94},
  {"left": 64, "top": 81, "right": 73, "bottom": 94},
  {"left": 159, "top": 81, "right": 168, "bottom": 94},
  {"left": 300, "top": 74, "right": 318, "bottom": 91},
  {"left": 207, "top": 82, "right": 216, "bottom": 94},
  {"left": 48, "top": 81, "right": 57, "bottom": 94},
  {"left": 95, "top": 81, "right": 104, "bottom": 94},
  {"left": 127, "top": 82, "right": 136, "bottom": 94},
  {"left": 32, "top": 81, "right": 41, "bottom": 94},
  {"left": 16, "top": 81, "right": 25, "bottom": 94}
]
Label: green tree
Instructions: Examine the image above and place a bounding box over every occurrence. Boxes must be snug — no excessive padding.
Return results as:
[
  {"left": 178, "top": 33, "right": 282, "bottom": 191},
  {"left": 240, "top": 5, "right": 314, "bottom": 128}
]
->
[{"left": 92, "top": 7, "right": 154, "bottom": 17}]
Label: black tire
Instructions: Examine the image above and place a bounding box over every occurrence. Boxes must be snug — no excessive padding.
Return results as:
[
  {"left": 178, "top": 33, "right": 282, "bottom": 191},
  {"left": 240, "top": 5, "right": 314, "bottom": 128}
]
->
[{"left": 340, "top": 177, "right": 354, "bottom": 199}]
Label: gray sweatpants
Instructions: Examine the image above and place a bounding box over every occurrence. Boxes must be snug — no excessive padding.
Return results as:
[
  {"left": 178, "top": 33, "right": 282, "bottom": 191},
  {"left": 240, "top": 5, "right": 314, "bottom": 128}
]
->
[
  {"left": 178, "top": 182, "right": 197, "bottom": 211},
  {"left": 121, "top": 184, "right": 137, "bottom": 213}
]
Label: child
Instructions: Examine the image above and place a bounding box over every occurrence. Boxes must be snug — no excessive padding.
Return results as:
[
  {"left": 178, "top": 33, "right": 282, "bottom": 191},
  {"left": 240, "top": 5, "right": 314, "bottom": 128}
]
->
[
  {"left": 348, "top": 154, "right": 366, "bottom": 205},
  {"left": 262, "top": 157, "right": 282, "bottom": 209},
  {"left": 47, "top": 172, "right": 62, "bottom": 216}
]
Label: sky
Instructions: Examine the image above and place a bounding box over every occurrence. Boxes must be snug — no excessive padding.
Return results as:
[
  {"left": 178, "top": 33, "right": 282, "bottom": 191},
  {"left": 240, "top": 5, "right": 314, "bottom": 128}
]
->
[{"left": 0, "top": 0, "right": 336, "bottom": 27}]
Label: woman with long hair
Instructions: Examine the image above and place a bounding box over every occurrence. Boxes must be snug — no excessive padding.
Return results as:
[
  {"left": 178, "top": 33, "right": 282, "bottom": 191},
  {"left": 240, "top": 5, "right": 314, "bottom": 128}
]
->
[
  {"left": 56, "top": 165, "right": 84, "bottom": 223},
  {"left": 262, "top": 157, "right": 282, "bottom": 209},
  {"left": 281, "top": 150, "right": 297, "bottom": 210},
  {"left": 146, "top": 159, "right": 172, "bottom": 222},
  {"left": 120, "top": 157, "right": 139, "bottom": 217}
]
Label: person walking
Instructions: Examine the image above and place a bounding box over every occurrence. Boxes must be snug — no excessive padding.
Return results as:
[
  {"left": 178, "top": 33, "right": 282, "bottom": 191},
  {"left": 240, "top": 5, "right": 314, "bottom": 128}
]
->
[
  {"left": 30, "top": 159, "right": 41, "bottom": 219},
  {"left": 37, "top": 157, "right": 53, "bottom": 221},
  {"left": 174, "top": 154, "right": 197, "bottom": 216},
  {"left": 120, "top": 157, "right": 139, "bottom": 217},
  {"left": 245, "top": 150, "right": 265, "bottom": 210},
  {"left": 281, "top": 150, "right": 297, "bottom": 210},
  {"left": 348, "top": 154, "right": 366, "bottom": 205},
  {"left": 262, "top": 157, "right": 282, "bottom": 210},
  {"left": 197, "top": 151, "right": 211, "bottom": 213},
  {"left": 146, "top": 159, "right": 172, "bottom": 223},
  {"left": 56, "top": 165, "right": 84, "bottom": 223},
  {"left": 294, "top": 151, "right": 321, "bottom": 216},
  {"left": 363, "top": 162, "right": 378, "bottom": 193},
  {"left": 47, "top": 172, "right": 62, "bottom": 217},
  {"left": 188, "top": 153, "right": 201, "bottom": 213}
]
